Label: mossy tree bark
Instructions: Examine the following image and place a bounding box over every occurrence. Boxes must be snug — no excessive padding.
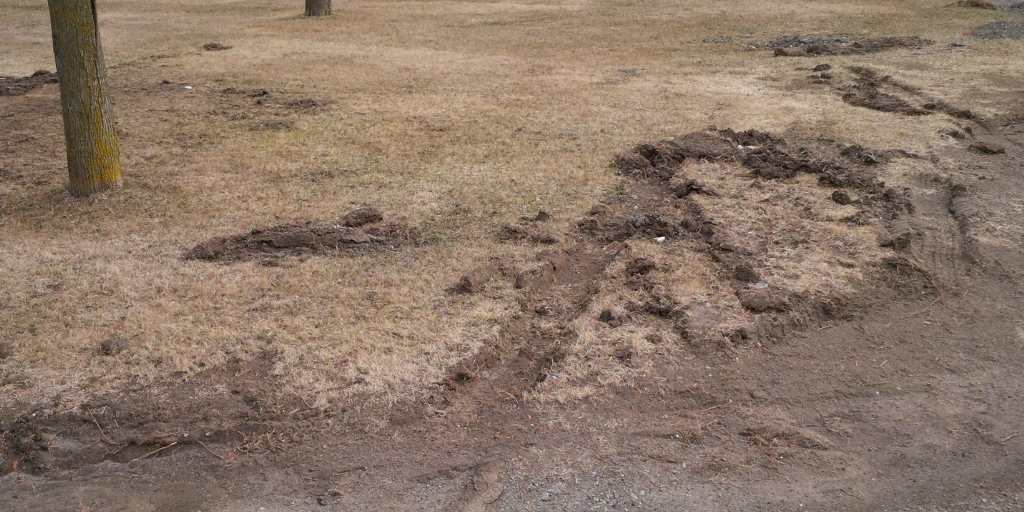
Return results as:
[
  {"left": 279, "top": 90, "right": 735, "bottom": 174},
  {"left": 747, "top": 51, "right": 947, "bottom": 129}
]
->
[
  {"left": 47, "top": 0, "right": 122, "bottom": 197},
  {"left": 305, "top": 0, "right": 331, "bottom": 17}
]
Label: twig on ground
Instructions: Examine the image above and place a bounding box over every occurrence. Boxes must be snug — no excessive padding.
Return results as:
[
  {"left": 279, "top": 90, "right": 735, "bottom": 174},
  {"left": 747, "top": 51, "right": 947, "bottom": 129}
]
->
[
  {"left": 87, "top": 410, "right": 119, "bottom": 446},
  {"left": 197, "top": 440, "right": 226, "bottom": 460},
  {"left": 129, "top": 442, "right": 178, "bottom": 463}
]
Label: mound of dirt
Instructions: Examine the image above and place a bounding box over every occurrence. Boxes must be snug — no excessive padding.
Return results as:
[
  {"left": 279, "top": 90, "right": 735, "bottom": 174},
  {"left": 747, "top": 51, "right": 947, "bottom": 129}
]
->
[
  {"left": 770, "top": 36, "right": 931, "bottom": 56},
  {"left": 950, "top": 0, "right": 998, "bottom": 8},
  {"left": 614, "top": 128, "right": 913, "bottom": 216},
  {"left": 747, "top": 35, "right": 851, "bottom": 50},
  {"left": 185, "top": 209, "right": 411, "bottom": 262},
  {"left": 444, "top": 126, "right": 923, "bottom": 413},
  {"left": 0, "top": 70, "right": 58, "bottom": 97},
  {"left": 971, "top": 21, "right": 1024, "bottom": 38}
]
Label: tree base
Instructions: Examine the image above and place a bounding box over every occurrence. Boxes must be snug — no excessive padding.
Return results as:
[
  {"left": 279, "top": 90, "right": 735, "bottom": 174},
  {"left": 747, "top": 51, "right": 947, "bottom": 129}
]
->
[{"left": 304, "top": 0, "right": 331, "bottom": 16}]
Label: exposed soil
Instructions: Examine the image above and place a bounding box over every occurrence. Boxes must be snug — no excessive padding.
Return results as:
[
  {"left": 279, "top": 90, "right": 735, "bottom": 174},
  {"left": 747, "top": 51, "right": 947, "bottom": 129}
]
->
[
  {"left": 0, "top": 71, "right": 58, "bottom": 97},
  {"left": 2, "top": 113, "right": 1024, "bottom": 510},
  {"left": 806, "top": 65, "right": 979, "bottom": 119},
  {"left": 185, "top": 208, "right": 413, "bottom": 262},
  {"left": 212, "top": 87, "right": 329, "bottom": 130},
  {"left": 3, "top": 31, "right": 1024, "bottom": 511},
  {"left": 768, "top": 36, "right": 931, "bottom": 56},
  {"left": 202, "top": 42, "right": 232, "bottom": 51},
  {"left": 950, "top": 0, "right": 998, "bottom": 9}
]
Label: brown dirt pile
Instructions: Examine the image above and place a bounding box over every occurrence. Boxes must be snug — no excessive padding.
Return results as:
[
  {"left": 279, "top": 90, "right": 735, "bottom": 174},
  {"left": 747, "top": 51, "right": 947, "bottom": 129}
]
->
[
  {"left": 613, "top": 128, "right": 914, "bottom": 219},
  {"left": 949, "top": 0, "right": 998, "bottom": 8},
  {"left": 185, "top": 207, "right": 412, "bottom": 262},
  {"left": 442, "top": 127, "right": 921, "bottom": 410},
  {"left": 0, "top": 70, "right": 58, "bottom": 97},
  {"left": 772, "top": 36, "right": 931, "bottom": 57}
]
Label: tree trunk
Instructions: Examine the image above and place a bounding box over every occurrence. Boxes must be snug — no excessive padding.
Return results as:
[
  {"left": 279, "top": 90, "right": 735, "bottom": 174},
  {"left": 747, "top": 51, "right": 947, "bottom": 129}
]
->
[
  {"left": 305, "top": 0, "right": 332, "bottom": 17},
  {"left": 47, "top": 0, "right": 122, "bottom": 197}
]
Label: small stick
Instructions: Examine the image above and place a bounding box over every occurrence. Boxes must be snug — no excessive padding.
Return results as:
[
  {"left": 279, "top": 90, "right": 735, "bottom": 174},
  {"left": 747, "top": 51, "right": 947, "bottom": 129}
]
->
[
  {"left": 88, "top": 410, "right": 118, "bottom": 446},
  {"left": 197, "top": 440, "right": 226, "bottom": 460},
  {"left": 1002, "top": 433, "right": 1019, "bottom": 443},
  {"left": 129, "top": 442, "right": 178, "bottom": 463}
]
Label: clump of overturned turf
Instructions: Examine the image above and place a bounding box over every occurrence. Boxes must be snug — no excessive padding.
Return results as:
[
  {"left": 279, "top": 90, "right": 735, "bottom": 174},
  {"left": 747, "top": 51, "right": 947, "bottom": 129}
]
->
[
  {"left": 0, "top": 70, "right": 58, "bottom": 97},
  {"left": 185, "top": 207, "right": 412, "bottom": 262},
  {"left": 769, "top": 36, "right": 931, "bottom": 56}
]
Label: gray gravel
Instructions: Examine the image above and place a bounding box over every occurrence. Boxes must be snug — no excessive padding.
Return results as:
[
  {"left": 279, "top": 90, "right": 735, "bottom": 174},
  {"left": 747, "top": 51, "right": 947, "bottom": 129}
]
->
[{"left": 972, "top": 21, "right": 1024, "bottom": 38}]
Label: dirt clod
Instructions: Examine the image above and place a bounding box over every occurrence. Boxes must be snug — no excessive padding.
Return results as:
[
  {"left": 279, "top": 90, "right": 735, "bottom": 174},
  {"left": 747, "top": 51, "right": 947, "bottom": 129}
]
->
[
  {"left": 736, "top": 287, "right": 790, "bottom": 313},
  {"left": 670, "top": 177, "right": 717, "bottom": 198},
  {"left": 771, "top": 36, "right": 931, "bottom": 56},
  {"left": 185, "top": 219, "right": 409, "bottom": 262},
  {"left": 626, "top": 257, "right": 656, "bottom": 276},
  {"left": 733, "top": 263, "right": 760, "bottom": 283},
  {"left": 100, "top": 338, "right": 130, "bottom": 356},
  {"left": 969, "top": 142, "right": 1007, "bottom": 154},
  {"left": 831, "top": 190, "right": 853, "bottom": 205},
  {"left": 0, "top": 70, "right": 58, "bottom": 97},
  {"left": 520, "top": 211, "right": 551, "bottom": 222},
  {"left": 342, "top": 206, "right": 384, "bottom": 227},
  {"left": 457, "top": 265, "right": 500, "bottom": 294},
  {"left": 880, "top": 231, "right": 914, "bottom": 250},
  {"left": 951, "top": 0, "right": 998, "bottom": 7}
]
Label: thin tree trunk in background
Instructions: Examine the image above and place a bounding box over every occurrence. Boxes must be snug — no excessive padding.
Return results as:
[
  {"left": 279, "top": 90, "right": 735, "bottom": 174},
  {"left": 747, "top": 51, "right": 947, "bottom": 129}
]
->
[
  {"left": 47, "top": 0, "right": 122, "bottom": 197},
  {"left": 305, "top": 0, "right": 332, "bottom": 17}
]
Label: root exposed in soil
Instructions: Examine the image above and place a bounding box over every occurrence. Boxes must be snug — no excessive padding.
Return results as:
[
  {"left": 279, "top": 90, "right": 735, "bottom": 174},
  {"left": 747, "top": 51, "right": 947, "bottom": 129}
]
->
[
  {"left": 185, "top": 208, "right": 411, "bottom": 262},
  {"left": 0, "top": 70, "right": 58, "bottom": 97}
]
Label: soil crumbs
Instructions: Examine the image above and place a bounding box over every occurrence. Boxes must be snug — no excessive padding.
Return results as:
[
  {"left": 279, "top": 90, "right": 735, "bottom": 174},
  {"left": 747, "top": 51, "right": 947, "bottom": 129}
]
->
[{"left": 0, "top": 71, "right": 57, "bottom": 97}]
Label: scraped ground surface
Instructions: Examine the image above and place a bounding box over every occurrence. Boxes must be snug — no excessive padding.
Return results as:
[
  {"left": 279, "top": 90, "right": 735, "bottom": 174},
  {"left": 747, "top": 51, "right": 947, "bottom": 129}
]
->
[{"left": 1, "top": 0, "right": 1024, "bottom": 510}]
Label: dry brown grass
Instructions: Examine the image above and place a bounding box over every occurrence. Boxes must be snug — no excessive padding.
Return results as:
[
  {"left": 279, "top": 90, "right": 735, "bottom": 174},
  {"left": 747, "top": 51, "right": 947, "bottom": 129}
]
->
[{"left": 1, "top": 0, "right": 1022, "bottom": 413}]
